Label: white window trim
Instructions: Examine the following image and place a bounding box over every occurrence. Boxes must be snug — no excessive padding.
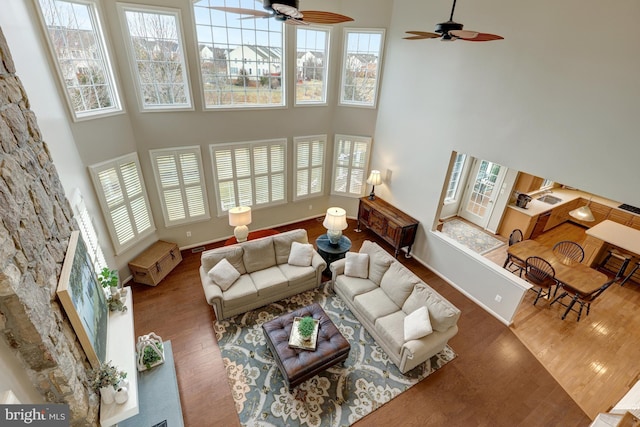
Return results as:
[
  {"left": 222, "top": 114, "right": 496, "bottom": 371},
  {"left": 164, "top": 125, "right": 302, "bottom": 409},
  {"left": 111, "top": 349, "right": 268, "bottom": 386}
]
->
[
  {"left": 88, "top": 153, "right": 156, "bottom": 255},
  {"left": 293, "top": 135, "right": 327, "bottom": 201},
  {"left": 34, "top": 0, "right": 124, "bottom": 121},
  {"left": 339, "top": 28, "right": 386, "bottom": 109},
  {"left": 294, "top": 25, "right": 330, "bottom": 107},
  {"left": 149, "top": 146, "right": 210, "bottom": 227},
  {"left": 331, "top": 134, "right": 372, "bottom": 198},
  {"left": 210, "top": 139, "right": 288, "bottom": 216},
  {"left": 444, "top": 153, "right": 467, "bottom": 204},
  {"left": 117, "top": 2, "right": 194, "bottom": 112},
  {"left": 69, "top": 188, "right": 108, "bottom": 273}
]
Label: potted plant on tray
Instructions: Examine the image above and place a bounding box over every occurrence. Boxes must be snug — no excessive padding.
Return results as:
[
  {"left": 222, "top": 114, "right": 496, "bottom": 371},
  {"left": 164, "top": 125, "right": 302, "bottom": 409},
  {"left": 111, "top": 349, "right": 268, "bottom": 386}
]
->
[
  {"left": 88, "top": 361, "right": 127, "bottom": 405},
  {"left": 297, "top": 316, "right": 316, "bottom": 342},
  {"left": 136, "top": 332, "right": 165, "bottom": 371}
]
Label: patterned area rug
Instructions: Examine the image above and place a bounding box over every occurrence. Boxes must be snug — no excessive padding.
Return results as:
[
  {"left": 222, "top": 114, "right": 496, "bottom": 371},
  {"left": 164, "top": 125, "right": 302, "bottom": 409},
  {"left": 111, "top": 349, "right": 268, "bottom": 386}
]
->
[
  {"left": 214, "top": 283, "right": 456, "bottom": 427},
  {"left": 441, "top": 219, "right": 505, "bottom": 254}
]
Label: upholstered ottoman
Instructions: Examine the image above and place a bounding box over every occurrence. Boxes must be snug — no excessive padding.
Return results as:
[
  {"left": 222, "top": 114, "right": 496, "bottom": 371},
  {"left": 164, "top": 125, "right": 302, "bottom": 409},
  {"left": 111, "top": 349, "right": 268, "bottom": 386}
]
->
[{"left": 262, "top": 303, "right": 350, "bottom": 391}]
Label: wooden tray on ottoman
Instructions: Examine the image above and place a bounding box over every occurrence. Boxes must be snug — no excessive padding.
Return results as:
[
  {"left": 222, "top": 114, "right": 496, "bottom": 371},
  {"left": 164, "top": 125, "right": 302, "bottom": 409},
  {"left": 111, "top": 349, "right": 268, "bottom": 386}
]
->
[{"left": 128, "top": 241, "right": 182, "bottom": 286}]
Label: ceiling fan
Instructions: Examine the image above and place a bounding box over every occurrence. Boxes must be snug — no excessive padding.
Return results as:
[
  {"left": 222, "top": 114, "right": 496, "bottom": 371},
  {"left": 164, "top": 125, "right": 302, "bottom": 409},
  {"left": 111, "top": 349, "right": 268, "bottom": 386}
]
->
[
  {"left": 404, "top": 0, "right": 503, "bottom": 42},
  {"left": 209, "top": 0, "right": 354, "bottom": 26}
]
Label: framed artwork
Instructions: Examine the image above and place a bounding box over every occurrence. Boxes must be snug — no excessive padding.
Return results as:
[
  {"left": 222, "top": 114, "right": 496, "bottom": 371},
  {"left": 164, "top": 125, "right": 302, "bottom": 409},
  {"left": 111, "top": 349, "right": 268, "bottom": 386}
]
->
[{"left": 56, "top": 231, "right": 108, "bottom": 368}]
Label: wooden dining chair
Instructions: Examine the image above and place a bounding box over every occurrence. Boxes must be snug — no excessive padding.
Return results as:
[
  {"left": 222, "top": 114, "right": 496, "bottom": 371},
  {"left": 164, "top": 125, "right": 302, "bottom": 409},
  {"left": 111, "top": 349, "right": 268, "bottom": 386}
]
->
[
  {"left": 552, "top": 241, "right": 585, "bottom": 264},
  {"left": 525, "top": 256, "right": 557, "bottom": 305},
  {"left": 503, "top": 229, "right": 526, "bottom": 277},
  {"left": 550, "top": 279, "right": 615, "bottom": 321}
]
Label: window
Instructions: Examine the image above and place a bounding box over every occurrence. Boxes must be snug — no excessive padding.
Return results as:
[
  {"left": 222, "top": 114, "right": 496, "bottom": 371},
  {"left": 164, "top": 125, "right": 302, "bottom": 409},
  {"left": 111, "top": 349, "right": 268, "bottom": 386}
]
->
[
  {"left": 69, "top": 189, "right": 107, "bottom": 273},
  {"left": 210, "top": 139, "right": 287, "bottom": 213},
  {"left": 294, "top": 135, "right": 326, "bottom": 200},
  {"left": 295, "top": 27, "right": 330, "bottom": 105},
  {"left": 118, "top": 3, "right": 192, "bottom": 110},
  {"left": 444, "top": 153, "right": 467, "bottom": 202},
  {"left": 340, "top": 29, "right": 385, "bottom": 108},
  {"left": 88, "top": 153, "right": 155, "bottom": 254},
  {"left": 331, "top": 135, "right": 371, "bottom": 197},
  {"left": 36, "top": 0, "right": 122, "bottom": 120},
  {"left": 540, "top": 179, "right": 555, "bottom": 189},
  {"left": 150, "top": 147, "right": 210, "bottom": 226},
  {"left": 193, "top": 1, "right": 285, "bottom": 108}
]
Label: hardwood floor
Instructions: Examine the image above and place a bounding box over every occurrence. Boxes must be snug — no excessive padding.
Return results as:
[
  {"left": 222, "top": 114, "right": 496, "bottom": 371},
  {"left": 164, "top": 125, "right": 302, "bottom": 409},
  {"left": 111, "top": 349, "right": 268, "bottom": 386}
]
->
[{"left": 130, "top": 218, "right": 590, "bottom": 426}]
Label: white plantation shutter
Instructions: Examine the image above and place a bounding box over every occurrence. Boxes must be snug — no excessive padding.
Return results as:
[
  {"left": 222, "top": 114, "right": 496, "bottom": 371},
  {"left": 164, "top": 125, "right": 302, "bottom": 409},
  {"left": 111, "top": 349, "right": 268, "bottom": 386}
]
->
[
  {"left": 150, "top": 147, "right": 210, "bottom": 226},
  {"left": 294, "top": 135, "right": 326, "bottom": 201},
  {"left": 89, "top": 153, "right": 155, "bottom": 254},
  {"left": 210, "top": 139, "right": 287, "bottom": 214},
  {"left": 331, "top": 135, "right": 372, "bottom": 197},
  {"left": 70, "top": 189, "right": 107, "bottom": 273}
]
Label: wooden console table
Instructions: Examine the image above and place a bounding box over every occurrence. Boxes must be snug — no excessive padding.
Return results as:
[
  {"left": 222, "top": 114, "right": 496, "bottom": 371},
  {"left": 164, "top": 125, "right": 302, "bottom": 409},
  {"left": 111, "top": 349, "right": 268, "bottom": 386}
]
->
[{"left": 356, "top": 197, "right": 419, "bottom": 258}]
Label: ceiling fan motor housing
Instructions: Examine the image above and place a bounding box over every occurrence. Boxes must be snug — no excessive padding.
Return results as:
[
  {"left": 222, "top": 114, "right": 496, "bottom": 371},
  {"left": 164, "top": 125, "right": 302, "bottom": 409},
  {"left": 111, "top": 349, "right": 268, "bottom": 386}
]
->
[
  {"left": 263, "top": 0, "right": 299, "bottom": 14},
  {"left": 435, "top": 20, "right": 463, "bottom": 35}
]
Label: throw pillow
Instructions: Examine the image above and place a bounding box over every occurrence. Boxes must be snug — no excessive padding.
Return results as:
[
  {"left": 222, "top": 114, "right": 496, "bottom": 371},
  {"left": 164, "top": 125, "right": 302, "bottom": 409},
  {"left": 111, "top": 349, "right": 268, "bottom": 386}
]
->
[
  {"left": 207, "top": 258, "right": 241, "bottom": 291},
  {"left": 404, "top": 306, "right": 433, "bottom": 341},
  {"left": 345, "top": 252, "right": 369, "bottom": 278},
  {"left": 288, "top": 242, "right": 313, "bottom": 267}
]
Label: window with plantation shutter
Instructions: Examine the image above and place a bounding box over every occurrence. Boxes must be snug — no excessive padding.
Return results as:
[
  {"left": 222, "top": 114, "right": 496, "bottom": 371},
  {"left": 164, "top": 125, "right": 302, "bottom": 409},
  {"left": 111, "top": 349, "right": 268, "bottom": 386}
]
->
[
  {"left": 70, "top": 189, "right": 107, "bottom": 273},
  {"left": 150, "top": 147, "right": 210, "bottom": 226},
  {"left": 89, "top": 153, "right": 155, "bottom": 254},
  {"left": 210, "top": 139, "right": 287, "bottom": 214},
  {"left": 331, "top": 134, "right": 372, "bottom": 198},
  {"left": 294, "top": 135, "right": 326, "bottom": 201}
]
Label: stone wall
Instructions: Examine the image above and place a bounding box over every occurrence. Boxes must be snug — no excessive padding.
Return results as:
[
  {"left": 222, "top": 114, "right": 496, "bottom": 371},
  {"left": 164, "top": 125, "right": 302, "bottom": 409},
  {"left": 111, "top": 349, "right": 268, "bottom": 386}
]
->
[{"left": 0, "top": 27, "right": 98, "bottom": 425}]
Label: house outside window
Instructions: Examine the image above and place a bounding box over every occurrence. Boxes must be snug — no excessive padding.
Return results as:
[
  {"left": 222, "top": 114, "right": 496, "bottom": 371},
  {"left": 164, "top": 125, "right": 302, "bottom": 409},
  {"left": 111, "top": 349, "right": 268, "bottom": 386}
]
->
[
  {"left": 294, "top": 135, "right": 326, "bottom": 200},
  {"left": 210, "top": 139, "right": 287, "bottom": 214},
  {"left": 36, "top": 0, "right": 122, "bottom": 120},
  {"left": 296, "top": 27, "right": 330, "bottom": 105},
  {"left": 118, "top": 3, "right": 193, "bottom": 111},
  {"left": 444, "top": 153, "right": 467, "bottom": 203},
  {"left": 340, "top": 28, "right": 385, "bottom": 108},
  {"left": 193, "top": 1, "right": 285, "bottom": 109},
  {"left": 88, "top": 153, "right": 155, "bottom": 254},
  {"left": 331, "top": 134, "right": 372, "bottom": 197}
]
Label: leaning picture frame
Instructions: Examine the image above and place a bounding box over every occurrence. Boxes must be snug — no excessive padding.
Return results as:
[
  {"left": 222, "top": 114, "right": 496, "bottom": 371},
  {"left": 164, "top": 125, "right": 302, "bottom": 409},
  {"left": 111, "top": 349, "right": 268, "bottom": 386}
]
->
[{"left": 56, "top": 230, "right": 108, "bottom": 368}]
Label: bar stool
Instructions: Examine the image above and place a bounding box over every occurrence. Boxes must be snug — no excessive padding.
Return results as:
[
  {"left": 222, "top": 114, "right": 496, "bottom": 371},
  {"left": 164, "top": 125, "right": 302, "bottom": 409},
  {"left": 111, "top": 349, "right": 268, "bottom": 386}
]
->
[
  {"left": 598, "top": 249, "right": 632, "bottom": 280},
  {"left": 620, "top": 260, "right": 640, "bottom": 287}
]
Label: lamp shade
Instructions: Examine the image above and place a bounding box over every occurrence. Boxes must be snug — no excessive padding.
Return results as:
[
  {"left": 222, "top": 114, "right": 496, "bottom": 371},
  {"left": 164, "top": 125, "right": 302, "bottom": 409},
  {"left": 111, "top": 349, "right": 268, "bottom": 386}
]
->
[
  {"left": 228, "top": 206, "right": 252, "bottom": 226},
  {"left": 569, "top": 206, "right": 595, "bottom": 222},
  {"left": 322, "top": 207, "right": 347, "bottom": 231},
  {"left": 367, "top": 170, "right": 382, "bottom": 186}
]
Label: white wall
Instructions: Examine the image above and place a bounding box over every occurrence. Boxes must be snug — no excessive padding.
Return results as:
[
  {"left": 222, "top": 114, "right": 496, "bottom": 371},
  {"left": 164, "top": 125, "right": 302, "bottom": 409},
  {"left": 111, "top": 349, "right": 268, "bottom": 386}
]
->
[{"left": 372, "top": 0, "right": 640, "bottom": 323}]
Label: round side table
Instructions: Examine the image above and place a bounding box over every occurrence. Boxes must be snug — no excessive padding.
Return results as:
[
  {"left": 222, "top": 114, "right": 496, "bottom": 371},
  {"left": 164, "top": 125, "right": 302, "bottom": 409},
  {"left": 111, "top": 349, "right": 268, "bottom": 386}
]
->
[{"left": 315, "top": 234, "right": 352, "bottom": 277}]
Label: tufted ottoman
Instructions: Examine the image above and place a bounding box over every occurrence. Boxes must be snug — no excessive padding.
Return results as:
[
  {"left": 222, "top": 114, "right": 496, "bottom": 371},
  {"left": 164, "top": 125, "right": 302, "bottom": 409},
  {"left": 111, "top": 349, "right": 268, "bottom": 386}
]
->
[{"left": 262, "top": 303, "right": 350, "bottom": 391}]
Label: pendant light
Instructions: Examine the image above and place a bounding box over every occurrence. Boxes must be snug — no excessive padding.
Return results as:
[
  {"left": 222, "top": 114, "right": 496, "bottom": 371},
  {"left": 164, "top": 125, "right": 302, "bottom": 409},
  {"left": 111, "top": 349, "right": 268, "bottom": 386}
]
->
[{"left": 569, "top": 198, "right": 595, "bottom": 222}]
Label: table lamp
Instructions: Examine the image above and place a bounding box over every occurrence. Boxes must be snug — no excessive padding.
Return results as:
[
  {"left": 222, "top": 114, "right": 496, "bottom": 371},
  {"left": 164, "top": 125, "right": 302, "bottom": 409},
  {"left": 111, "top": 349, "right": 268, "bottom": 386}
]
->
[
  {"left": 229, "top": 206, "right": 252, "bottom": 242},
  {"left": 323, "top": 207, "right": 348, "bottom": 244},
  {"left": 367, "top": 170, "right": 382, "bottom": 200}
]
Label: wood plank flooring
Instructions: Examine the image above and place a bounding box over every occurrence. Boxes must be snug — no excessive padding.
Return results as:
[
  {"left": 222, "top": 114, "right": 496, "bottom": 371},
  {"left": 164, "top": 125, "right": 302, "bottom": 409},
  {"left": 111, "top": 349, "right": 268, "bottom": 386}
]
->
[{"left": 130, "top": 218, "right": 591, "bottom": 426}]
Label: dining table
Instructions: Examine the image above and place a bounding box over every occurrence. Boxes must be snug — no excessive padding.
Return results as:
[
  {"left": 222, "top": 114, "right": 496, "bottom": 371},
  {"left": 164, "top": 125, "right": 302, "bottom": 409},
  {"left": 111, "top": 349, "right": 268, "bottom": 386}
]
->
[{"left": 507, "top": 240, "right": 609, "bottom": 295}]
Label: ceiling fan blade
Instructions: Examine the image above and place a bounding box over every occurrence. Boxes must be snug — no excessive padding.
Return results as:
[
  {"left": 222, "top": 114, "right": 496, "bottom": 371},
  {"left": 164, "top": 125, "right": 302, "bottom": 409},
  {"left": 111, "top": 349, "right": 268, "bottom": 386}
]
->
[
  {"left": 452, "top": 30, "right": 504, "bottom": 42},
  {"left": 404, "top": 31, "right": 440, "bottom": 39},
  {"left": 299, "top": 11, "right": 354, "bottom": 24},
  {"left": 285, "top": 19, "right": 309, "bottom": 26},
  {"left": 208, "top": 7, "right": 272, "bottom": 18}
]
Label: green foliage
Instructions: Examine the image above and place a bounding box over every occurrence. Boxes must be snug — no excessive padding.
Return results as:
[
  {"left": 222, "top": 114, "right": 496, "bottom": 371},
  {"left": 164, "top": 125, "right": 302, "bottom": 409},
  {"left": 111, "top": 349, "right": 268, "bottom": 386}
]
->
[
  {"left": 98, "top": 267, "right": 119, "bottom": 289},
  {"left": 88, "top": 361, "right": 127, "bottom": 392},
  {"left": 142, "top": 342, "right": 163, "bottom": 369},
  {"left": 297, "top": 316, "right": 316, "bottom": 338},
  {"left": 107, "top": 294, "right": 127, "bottom": 313}
]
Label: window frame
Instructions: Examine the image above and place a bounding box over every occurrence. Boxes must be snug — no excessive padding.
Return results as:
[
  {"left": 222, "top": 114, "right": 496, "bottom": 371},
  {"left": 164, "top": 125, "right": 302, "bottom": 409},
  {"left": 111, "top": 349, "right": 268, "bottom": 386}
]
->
[
  {"left": 444, "top": 153, "right": 467, "bottom": 204},
  {"left": 210, "top": 139, "right": 288, "bottom": 215},
  {"left": 293, "top": 135, "right": 327, "bottom": 201},
  {"left": 69, "top": 188, "right": 108, "bottom": 273},
  {"left": 149, "top": 146, "right": 210, "bottom": 227},
  {"left": 88, "top": 152, "right": 156, "bottom": 255},
  {"left": 330, "top": 134, "right": 372, "bottom": 198},
  {"left": 339, "top": 28, "right": 386, "bottom": 109},
  {"left": 117, "top": 2, "right": 194, "bottom": 112},
  {"left": 295, "top": 26, "right": 330, "bottom": 106},
  {"left": 35, "top": 0, "right": 123, "bottom": 121}
]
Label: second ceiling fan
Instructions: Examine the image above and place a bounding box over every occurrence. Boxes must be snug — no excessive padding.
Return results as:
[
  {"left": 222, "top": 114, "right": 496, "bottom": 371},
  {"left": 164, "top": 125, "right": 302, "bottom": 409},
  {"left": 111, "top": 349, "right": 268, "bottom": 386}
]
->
[
  {"left": 404, "top": 0, "right": 503, "bottom": 42},
  {"left": 210, "top": 0, "right": 353, "bottom": 25}
]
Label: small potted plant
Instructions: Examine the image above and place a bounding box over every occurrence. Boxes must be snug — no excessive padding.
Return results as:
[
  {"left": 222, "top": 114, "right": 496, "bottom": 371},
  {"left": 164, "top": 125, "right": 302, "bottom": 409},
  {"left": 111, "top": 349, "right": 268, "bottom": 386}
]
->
[
  {"left": 88, "top": 361, "right": 127, "bottom": 405},
  {"left": 297, "top": 316, "right": 316, "bottom": 342},
  {"left": 136, "top": 332, "right": 165, "bottom": 371},
  {"left": 98, "top": 267, "right": 119, "bottom": 295},
  {"left": 106, "top": 292, "right": 127, "bottom": 313}
]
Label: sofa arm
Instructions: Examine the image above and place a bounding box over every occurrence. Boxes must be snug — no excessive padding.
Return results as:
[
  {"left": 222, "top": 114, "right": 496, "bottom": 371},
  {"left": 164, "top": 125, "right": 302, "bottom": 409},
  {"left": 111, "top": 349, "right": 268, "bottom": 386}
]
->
[
  {"left": 400, "top": 325, "right": 459, "bottom": 373},
  {"left": 329, "top": 257, "right": 347, "bottom": 286},
  {"left": 199, "top": 266, "right": 223, "bottom": 304},
  {"left": 311, "top": 250, "right": 327, "bottom": 272}
]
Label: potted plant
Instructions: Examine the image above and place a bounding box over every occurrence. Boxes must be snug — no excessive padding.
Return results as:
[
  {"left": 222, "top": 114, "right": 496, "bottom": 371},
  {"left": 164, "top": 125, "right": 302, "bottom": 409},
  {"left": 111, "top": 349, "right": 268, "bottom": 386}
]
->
[
  {"left": 297, "top": 316, "right": 316, "bottom": 342},
  {"left": 106, "top": 292, "right": 127, "bottom": 313},
  {"left": 98, "top": 267, "right": 119, "bottom": 295},
  {"left": 88, "top": 361, "right": 127, "bottom": 405},
  {"left": 136, "top": 332, "right": 165, "bottom": 371}
]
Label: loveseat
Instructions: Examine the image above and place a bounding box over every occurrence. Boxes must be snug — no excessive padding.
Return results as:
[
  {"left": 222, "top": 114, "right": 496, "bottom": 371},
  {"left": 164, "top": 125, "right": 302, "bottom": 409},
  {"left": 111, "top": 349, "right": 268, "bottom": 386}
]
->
[
  {"left": 199, "top": 229, "right": 326, "bottom": 320},
  {"left": 330, "top": 240, "right": 460, "bottom": 373}
]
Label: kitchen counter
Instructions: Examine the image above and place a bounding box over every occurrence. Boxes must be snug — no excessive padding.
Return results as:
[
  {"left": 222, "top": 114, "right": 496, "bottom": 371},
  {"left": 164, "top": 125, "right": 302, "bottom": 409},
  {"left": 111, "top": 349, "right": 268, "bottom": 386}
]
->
[
  {"left": 506, "top": 188, "right": 623, "bottom": 218},
  {"left": 586, "top": 220, "right": 640, "bottom": 256}
]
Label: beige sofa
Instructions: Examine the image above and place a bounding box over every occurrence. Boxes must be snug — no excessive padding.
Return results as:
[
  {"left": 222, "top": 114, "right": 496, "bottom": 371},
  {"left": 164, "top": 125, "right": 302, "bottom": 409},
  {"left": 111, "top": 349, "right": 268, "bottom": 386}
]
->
[
  {"left": 199, "top": 229, "right": 326, "bottom": 320},
  {"left": 330, "top": 240, "right": 460, "bottom": 373}
]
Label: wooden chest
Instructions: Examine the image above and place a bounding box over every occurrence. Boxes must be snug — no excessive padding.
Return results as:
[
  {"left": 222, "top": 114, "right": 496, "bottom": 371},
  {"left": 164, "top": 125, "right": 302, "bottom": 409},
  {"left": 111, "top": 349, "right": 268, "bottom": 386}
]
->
[{"left": 128, "top": 241, "right": 182, "bottom": 286}]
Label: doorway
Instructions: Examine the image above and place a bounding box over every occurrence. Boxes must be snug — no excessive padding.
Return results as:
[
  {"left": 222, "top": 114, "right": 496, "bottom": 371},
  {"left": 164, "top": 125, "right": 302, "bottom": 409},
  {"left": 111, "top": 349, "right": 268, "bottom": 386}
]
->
[{"left": 458, "top": 158, "right": 507, "bottom": 229}]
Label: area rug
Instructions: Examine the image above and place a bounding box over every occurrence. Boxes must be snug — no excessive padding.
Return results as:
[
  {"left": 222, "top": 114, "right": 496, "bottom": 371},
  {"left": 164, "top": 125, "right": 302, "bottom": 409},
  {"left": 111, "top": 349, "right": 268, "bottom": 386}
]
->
[
  {"left": 213, "top": 283, "right": 456, "bottom": 427},
  {"left": 441, "top": 218, "right": 505, "bottom": 254}
]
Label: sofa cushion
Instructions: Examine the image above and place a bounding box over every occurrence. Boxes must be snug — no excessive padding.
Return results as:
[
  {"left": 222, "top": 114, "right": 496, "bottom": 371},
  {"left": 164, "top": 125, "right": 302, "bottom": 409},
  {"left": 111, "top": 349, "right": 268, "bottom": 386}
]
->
[
  {"left": 201, "top": 246, "right": 246, "bottom": 275},
  {"left": 278, "top": 263, "right": 316, "bottom": 285},
  {"left": 359, "top": 241, "right": 393, "bottom": 285},
  {"left": 404, "top": 306, "right": 433, "bottom": 341},
  {"left": 402, "top": 284, "right": 460, "bottom": 332},
  {"left": 345, "top": 252, "right": 369, "bottom": 278},
  {"left": 380, "top": 262, "right": 421, "bottom": 308},
  {"left": 273, "top": 229, "right": 309, "bottom": 265},
  {"left": 222, "top": 275, "right": 258, "bottom": 308},
  {"left": 287, "top": 242, "right": 313, "bottom": 267},
  {"left": 334, "top": 275, "right": 379, "bottom": 301},
  {"left": 354, "top": 288, "right": 400, "bottom": 325},
  {"left": 207, "top": 258, "right": 240, "bottom": 291},
  {"left": 242, "top": 238, "right": 276, "bottom": 273},
  {"left": 374, "top": 311, "right": 405, "bottom": 356}
]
